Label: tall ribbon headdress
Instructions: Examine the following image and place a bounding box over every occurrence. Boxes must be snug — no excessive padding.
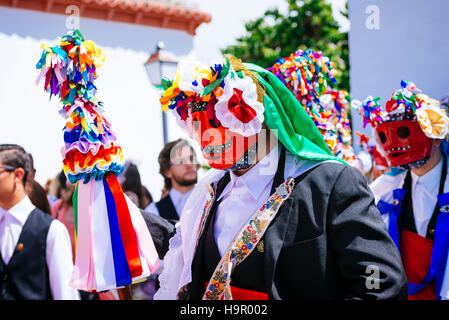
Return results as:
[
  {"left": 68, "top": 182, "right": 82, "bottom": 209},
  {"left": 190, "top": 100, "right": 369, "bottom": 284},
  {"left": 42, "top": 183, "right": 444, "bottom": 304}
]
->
[{"left": 35, "top": 29, "right": 160, "bottom": 291}]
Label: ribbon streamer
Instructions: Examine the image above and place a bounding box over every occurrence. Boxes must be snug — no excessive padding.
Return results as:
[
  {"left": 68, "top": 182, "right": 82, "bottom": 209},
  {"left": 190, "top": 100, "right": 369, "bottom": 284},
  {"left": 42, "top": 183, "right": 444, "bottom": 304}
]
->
[{"left": 36, "top": 29, "right": 160, "bottom": 291}]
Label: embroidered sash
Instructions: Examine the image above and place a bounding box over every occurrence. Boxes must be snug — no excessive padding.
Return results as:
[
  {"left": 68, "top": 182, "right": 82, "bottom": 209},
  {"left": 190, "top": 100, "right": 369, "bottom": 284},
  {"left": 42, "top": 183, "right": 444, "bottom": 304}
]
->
[{"left": 201, "top": 177, "right": 296, "bottom": 300}]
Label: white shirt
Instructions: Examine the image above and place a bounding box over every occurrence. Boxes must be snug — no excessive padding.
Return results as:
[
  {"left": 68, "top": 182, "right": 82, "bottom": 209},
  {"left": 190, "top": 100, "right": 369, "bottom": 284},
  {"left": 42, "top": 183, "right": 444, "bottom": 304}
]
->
[
  {"left": 0, "top": 196, "right": 80, "bottom": 300},
  {"left": 370, "top": 157, "right": 445, "bottom": 237},
  {"left": 410, "top": 158, "right": 443, "bottom": 237},
  {"left": 213, "top": 147, "right": 327, "bottom": 256},
  {"left": 145, "top": 188, "right": 194, "bottom": 219}
]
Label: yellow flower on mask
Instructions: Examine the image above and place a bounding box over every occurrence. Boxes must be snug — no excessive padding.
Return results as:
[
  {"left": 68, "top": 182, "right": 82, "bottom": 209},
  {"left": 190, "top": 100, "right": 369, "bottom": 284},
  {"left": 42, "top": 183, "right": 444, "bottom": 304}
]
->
[
  {"left": 416, "top": 95, "right": 449, "bottom": 140},
  {"left": 160, "top": 71, "right": 182, "bottom": 112}
]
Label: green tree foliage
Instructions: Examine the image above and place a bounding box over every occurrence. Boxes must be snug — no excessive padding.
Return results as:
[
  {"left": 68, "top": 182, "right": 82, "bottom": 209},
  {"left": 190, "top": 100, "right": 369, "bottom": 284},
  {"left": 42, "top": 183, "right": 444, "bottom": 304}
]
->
[{"left": 222, "top": 0, "right": 350, "bottom": 91}]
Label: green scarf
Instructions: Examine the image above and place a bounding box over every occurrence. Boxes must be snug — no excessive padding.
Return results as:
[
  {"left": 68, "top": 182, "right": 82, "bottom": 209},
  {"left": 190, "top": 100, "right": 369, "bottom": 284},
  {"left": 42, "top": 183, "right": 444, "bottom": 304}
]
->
[{"left": 246, "top": 63, "right": 347, "bottom": 165}]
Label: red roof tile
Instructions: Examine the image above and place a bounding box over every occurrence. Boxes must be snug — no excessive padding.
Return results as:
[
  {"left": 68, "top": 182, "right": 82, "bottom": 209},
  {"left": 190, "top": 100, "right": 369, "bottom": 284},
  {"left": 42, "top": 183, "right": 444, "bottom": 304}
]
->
[{"left": 0, "top": 0, "right": 211, "bottom": 35}]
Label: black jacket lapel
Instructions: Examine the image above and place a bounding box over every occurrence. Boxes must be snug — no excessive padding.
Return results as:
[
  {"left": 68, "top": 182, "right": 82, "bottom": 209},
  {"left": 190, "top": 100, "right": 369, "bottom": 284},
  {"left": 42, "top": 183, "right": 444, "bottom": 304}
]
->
[
  {"left": 262, "top": 145, "right": 298, "bottom": 299},
  {"left": 263, "top": 197, "right": 296, "bottom": 299}
]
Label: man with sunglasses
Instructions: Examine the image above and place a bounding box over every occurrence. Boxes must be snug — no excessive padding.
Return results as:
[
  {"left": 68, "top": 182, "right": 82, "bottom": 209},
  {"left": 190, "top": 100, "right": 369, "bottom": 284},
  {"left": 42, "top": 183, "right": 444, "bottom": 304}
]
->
[
  {"left": 0, "top": 144, "right": 79, "bottom": 300},
  {"left": 146, "top": 139, "right": 200, "bottom": 221}
]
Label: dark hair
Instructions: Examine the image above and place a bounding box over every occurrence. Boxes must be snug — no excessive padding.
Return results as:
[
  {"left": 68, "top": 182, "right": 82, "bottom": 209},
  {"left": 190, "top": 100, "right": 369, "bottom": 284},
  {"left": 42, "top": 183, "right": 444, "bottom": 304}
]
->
[
  {"left": 141, "top": 185, "right": 153, "bottom": 204},
  {"left": 0, "top": 144, "right": 31, "bottom": 185},
  {"left": 121, "top": 163, "right": 144, "bottom": 209},
  {"left": 27, "top": 180, "right": 51, "bottom": 215},
  {"left": 158, "top": 139, "right": 196, "bottom": 190},
  {"left": 58, "top": 170, "right": 67, "bottom": 190}
]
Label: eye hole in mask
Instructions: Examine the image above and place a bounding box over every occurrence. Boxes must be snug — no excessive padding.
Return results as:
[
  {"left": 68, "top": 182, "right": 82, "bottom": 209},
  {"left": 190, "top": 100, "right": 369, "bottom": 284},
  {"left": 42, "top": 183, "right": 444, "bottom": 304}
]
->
[
  {"left": 397, "top": 126, "right": 410, "bottom": 139},
  {"left": 208, "top": 118, "right": 221, "bottom": 128},
  {"left": 378, "top": 131, "right": 387, "bottom": 144}
]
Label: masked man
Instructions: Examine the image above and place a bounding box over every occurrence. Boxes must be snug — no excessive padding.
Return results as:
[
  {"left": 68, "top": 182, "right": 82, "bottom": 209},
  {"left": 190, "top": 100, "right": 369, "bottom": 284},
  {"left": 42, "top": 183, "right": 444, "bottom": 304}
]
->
[
  {"left": 154, "top": 54, "right": 406, "bottom": 300},
  {"left": 365, "top": 81, "right": 449, "bottom": 300}
]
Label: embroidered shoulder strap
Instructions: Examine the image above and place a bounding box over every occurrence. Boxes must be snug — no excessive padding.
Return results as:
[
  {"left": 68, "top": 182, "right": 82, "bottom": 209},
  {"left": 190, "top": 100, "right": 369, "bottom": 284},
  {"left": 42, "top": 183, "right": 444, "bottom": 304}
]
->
[{"left": 202, "top": 177, "right": 296, "bottom": 300}]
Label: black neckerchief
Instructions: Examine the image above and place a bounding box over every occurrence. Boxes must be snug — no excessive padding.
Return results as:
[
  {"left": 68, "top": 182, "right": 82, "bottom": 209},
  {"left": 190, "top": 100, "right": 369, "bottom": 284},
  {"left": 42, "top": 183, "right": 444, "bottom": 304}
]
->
[{"left": 398, "top": 153, "right": 447, "bottom": 240}]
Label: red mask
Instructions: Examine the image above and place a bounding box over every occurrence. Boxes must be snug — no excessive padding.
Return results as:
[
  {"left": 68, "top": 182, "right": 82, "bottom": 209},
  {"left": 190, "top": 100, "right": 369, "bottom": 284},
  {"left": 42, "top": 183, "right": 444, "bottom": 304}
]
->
[
  {"left": 191, "top": 106, "right": 258, "bottom": 170},
  {"left": 372, "top": 146, "right": 389, "bottom": 169},
  {"left": 375, "top": 120, "right": 432, "bottom": 167}
]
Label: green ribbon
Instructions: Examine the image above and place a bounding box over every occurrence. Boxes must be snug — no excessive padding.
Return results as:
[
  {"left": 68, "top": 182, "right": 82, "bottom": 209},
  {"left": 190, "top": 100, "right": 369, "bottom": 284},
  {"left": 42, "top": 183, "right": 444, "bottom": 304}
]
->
[{"left": 246, "top": 63, "right": 347, "bottom": 165}]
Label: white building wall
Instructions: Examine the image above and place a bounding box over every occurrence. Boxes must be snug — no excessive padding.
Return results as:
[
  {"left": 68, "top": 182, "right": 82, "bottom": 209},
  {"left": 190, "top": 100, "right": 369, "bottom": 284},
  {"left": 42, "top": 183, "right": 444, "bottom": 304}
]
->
[
  {"left": 0, "top": 6, "right": 202, "bottom": 201},
  {"left": 349, "top": 0, "right": 449, "bottom": 152}
]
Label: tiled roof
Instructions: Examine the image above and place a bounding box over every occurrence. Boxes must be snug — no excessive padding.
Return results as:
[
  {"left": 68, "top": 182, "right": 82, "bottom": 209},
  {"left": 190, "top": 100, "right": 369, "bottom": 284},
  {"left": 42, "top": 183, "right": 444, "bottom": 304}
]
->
[{"left": 0, "top": 0, "right": 211, "bottom": 35}]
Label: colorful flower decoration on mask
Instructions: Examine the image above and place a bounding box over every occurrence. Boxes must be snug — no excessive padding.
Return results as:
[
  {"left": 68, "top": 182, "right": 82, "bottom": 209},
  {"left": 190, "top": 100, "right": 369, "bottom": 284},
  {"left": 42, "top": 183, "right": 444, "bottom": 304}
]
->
[
  {"left": 269, "top": 49, "right": 356, "bottom": 165},
  {"left": 359, "top": 96, "right": 384, "bottom": 129},
  {"left": 160, "top": 55, "right": 265, "bottom": 138},
  {"left": 35, "top": 29, "right": 159, "bottom": 292},
  {"left": 319, "top": 89, "right": 357, "bottom": 165},
  {"left": 416, "top": 95, "right": 449, "bottom": 140},
  {"left": 269, "top": 49, "right": 337, "bottom": 114},
  {"left": 358, "top": 81, "right": 449, "bottom": 169},
  {"left": 359, "top": 81, "right": 449, "bottom": 140}
]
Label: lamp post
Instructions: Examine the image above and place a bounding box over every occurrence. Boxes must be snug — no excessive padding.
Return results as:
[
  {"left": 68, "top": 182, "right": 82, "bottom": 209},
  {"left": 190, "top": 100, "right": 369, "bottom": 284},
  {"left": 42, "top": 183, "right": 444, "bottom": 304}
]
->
[{"left": 144, "top": 41, "right": 178, "bottom": 145}]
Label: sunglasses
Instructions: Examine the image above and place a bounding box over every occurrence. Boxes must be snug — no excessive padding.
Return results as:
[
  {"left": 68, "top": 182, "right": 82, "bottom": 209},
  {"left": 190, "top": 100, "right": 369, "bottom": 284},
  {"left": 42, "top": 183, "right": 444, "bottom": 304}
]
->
[
  {"left": 169, "top": 157, "right": 199, "bottom": 167},
  {"left": 0, "top": 165, "right": 16, "bottom": 172}
]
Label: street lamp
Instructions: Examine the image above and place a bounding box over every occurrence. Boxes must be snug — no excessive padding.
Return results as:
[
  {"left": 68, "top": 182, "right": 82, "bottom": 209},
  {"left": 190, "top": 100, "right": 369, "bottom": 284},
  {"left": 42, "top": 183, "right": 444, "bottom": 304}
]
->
[{"left": 144, "top": 41, "right": 178, "bottom": 145}]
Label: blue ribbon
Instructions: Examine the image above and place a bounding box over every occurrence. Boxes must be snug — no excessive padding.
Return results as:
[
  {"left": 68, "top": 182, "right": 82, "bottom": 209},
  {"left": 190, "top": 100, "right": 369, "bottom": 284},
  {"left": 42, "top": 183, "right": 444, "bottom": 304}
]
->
[
  {"left": 386, "top": 167, "right": 406, "bottom": 177},
  {"left": 377, "top": 188, "right": 406, "bottom": 251},
  {"left": 103, "top": 178, "right": 132, "bottom": 287},
  {"left": 408, "top": 193, "right": 449, "bottom": 299},
  {"left": 51, "top": 46, "right": 68, "bottom": 61}
]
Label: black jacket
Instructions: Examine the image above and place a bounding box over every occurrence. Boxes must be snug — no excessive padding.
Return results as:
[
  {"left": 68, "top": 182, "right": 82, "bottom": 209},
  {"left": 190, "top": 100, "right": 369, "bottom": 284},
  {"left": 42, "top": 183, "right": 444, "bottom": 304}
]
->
[
  {"left": 264, "top": 160, "right": 407, "bottom": 299},
  {"left": 140, "top": 209, "right": 176, "bottom": 259},
  {"left": 140, "top": 151, "right": 408, "bottom": 300}
]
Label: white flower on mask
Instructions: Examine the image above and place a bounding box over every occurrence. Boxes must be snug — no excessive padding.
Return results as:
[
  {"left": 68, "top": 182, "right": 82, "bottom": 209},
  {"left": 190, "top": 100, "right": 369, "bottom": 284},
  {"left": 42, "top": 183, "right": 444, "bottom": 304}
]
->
[
  {"left": 177, "top": 60, "right": 211, "bottom": 94},
  {"left": 214, "top": 74, "right": 264, "bottom": 137}
]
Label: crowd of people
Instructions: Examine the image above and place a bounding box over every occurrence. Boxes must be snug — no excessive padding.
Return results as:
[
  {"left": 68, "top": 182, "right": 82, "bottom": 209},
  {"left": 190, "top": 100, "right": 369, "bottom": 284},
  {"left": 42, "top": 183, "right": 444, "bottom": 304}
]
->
[
  {"left": 0, "top": 138, "right": 201, "bottom": 300},
  {"left": 2, "top": 28, "right": 449, "bottom": 301}
]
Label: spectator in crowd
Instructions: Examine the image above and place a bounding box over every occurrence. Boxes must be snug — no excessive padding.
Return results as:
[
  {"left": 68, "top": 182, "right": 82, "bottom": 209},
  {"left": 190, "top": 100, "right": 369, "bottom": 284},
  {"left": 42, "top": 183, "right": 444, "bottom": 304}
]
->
[
  {"left": 118, "top": 160, "right": 148, "bottom": 210},
  {"left": 51, "top": 171, "right": 76, "bottom": 261},
  {"left": 47, "top": 172, "right": 64, "bottom": 205},
  {"left": 0, "top": 144, "right": 79, "bottom": 300},
  {"left": 26, "top": 180, "right": 51, "bottom": 215},
  {"left": 44, "top": 178, "right": 58, "bottom": 207},
  {"left": 22, "top": 152, "right": 52, "bottom": 215},
  {"left": 141, "top": 185, "right": 153, "bottom": 211},
  {"left": 129, "top": 139, "right": 199, "bottom": 300},
  {"left": 146, "top": 139, "right": 200, "bottom": 220}
]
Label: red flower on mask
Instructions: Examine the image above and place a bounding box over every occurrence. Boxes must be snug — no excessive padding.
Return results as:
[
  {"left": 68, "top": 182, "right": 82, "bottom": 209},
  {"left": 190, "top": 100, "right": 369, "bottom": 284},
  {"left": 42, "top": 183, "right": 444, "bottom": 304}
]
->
[
  {"left": 227, "top": 88, "right": 258, "bottom": 123},
  {"left": 215, "top": 75, "right": 264, "bottom": 137}
]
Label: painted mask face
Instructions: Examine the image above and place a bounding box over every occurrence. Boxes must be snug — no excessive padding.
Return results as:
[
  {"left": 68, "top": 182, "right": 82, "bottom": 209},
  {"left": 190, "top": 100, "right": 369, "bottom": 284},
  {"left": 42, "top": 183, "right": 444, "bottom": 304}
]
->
[
  {"left": 190, "top": 104, "right": 258, "bottom": 171},
  {"left": 375, "top": 120, "right": 433, "bottom": 167},
  {"left": 372, "top": 146, "right": 389, "bottom": 169}
]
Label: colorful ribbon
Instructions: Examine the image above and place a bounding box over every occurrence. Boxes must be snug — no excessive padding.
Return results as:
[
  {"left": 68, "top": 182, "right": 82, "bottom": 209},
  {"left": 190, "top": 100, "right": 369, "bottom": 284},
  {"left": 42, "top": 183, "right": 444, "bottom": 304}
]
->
[
  {"left": 377, "top": 188, "right": 406, "bottom": 251},
  {"left": 36, "top": 29, "right": 160, "bottom": 291}
]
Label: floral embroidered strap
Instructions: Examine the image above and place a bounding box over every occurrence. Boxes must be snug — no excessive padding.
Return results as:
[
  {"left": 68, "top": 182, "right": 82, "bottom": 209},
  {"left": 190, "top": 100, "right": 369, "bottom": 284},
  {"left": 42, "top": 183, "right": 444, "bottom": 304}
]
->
[{"left": 202, "top": 177, "right": 296, "bottom": 300}]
